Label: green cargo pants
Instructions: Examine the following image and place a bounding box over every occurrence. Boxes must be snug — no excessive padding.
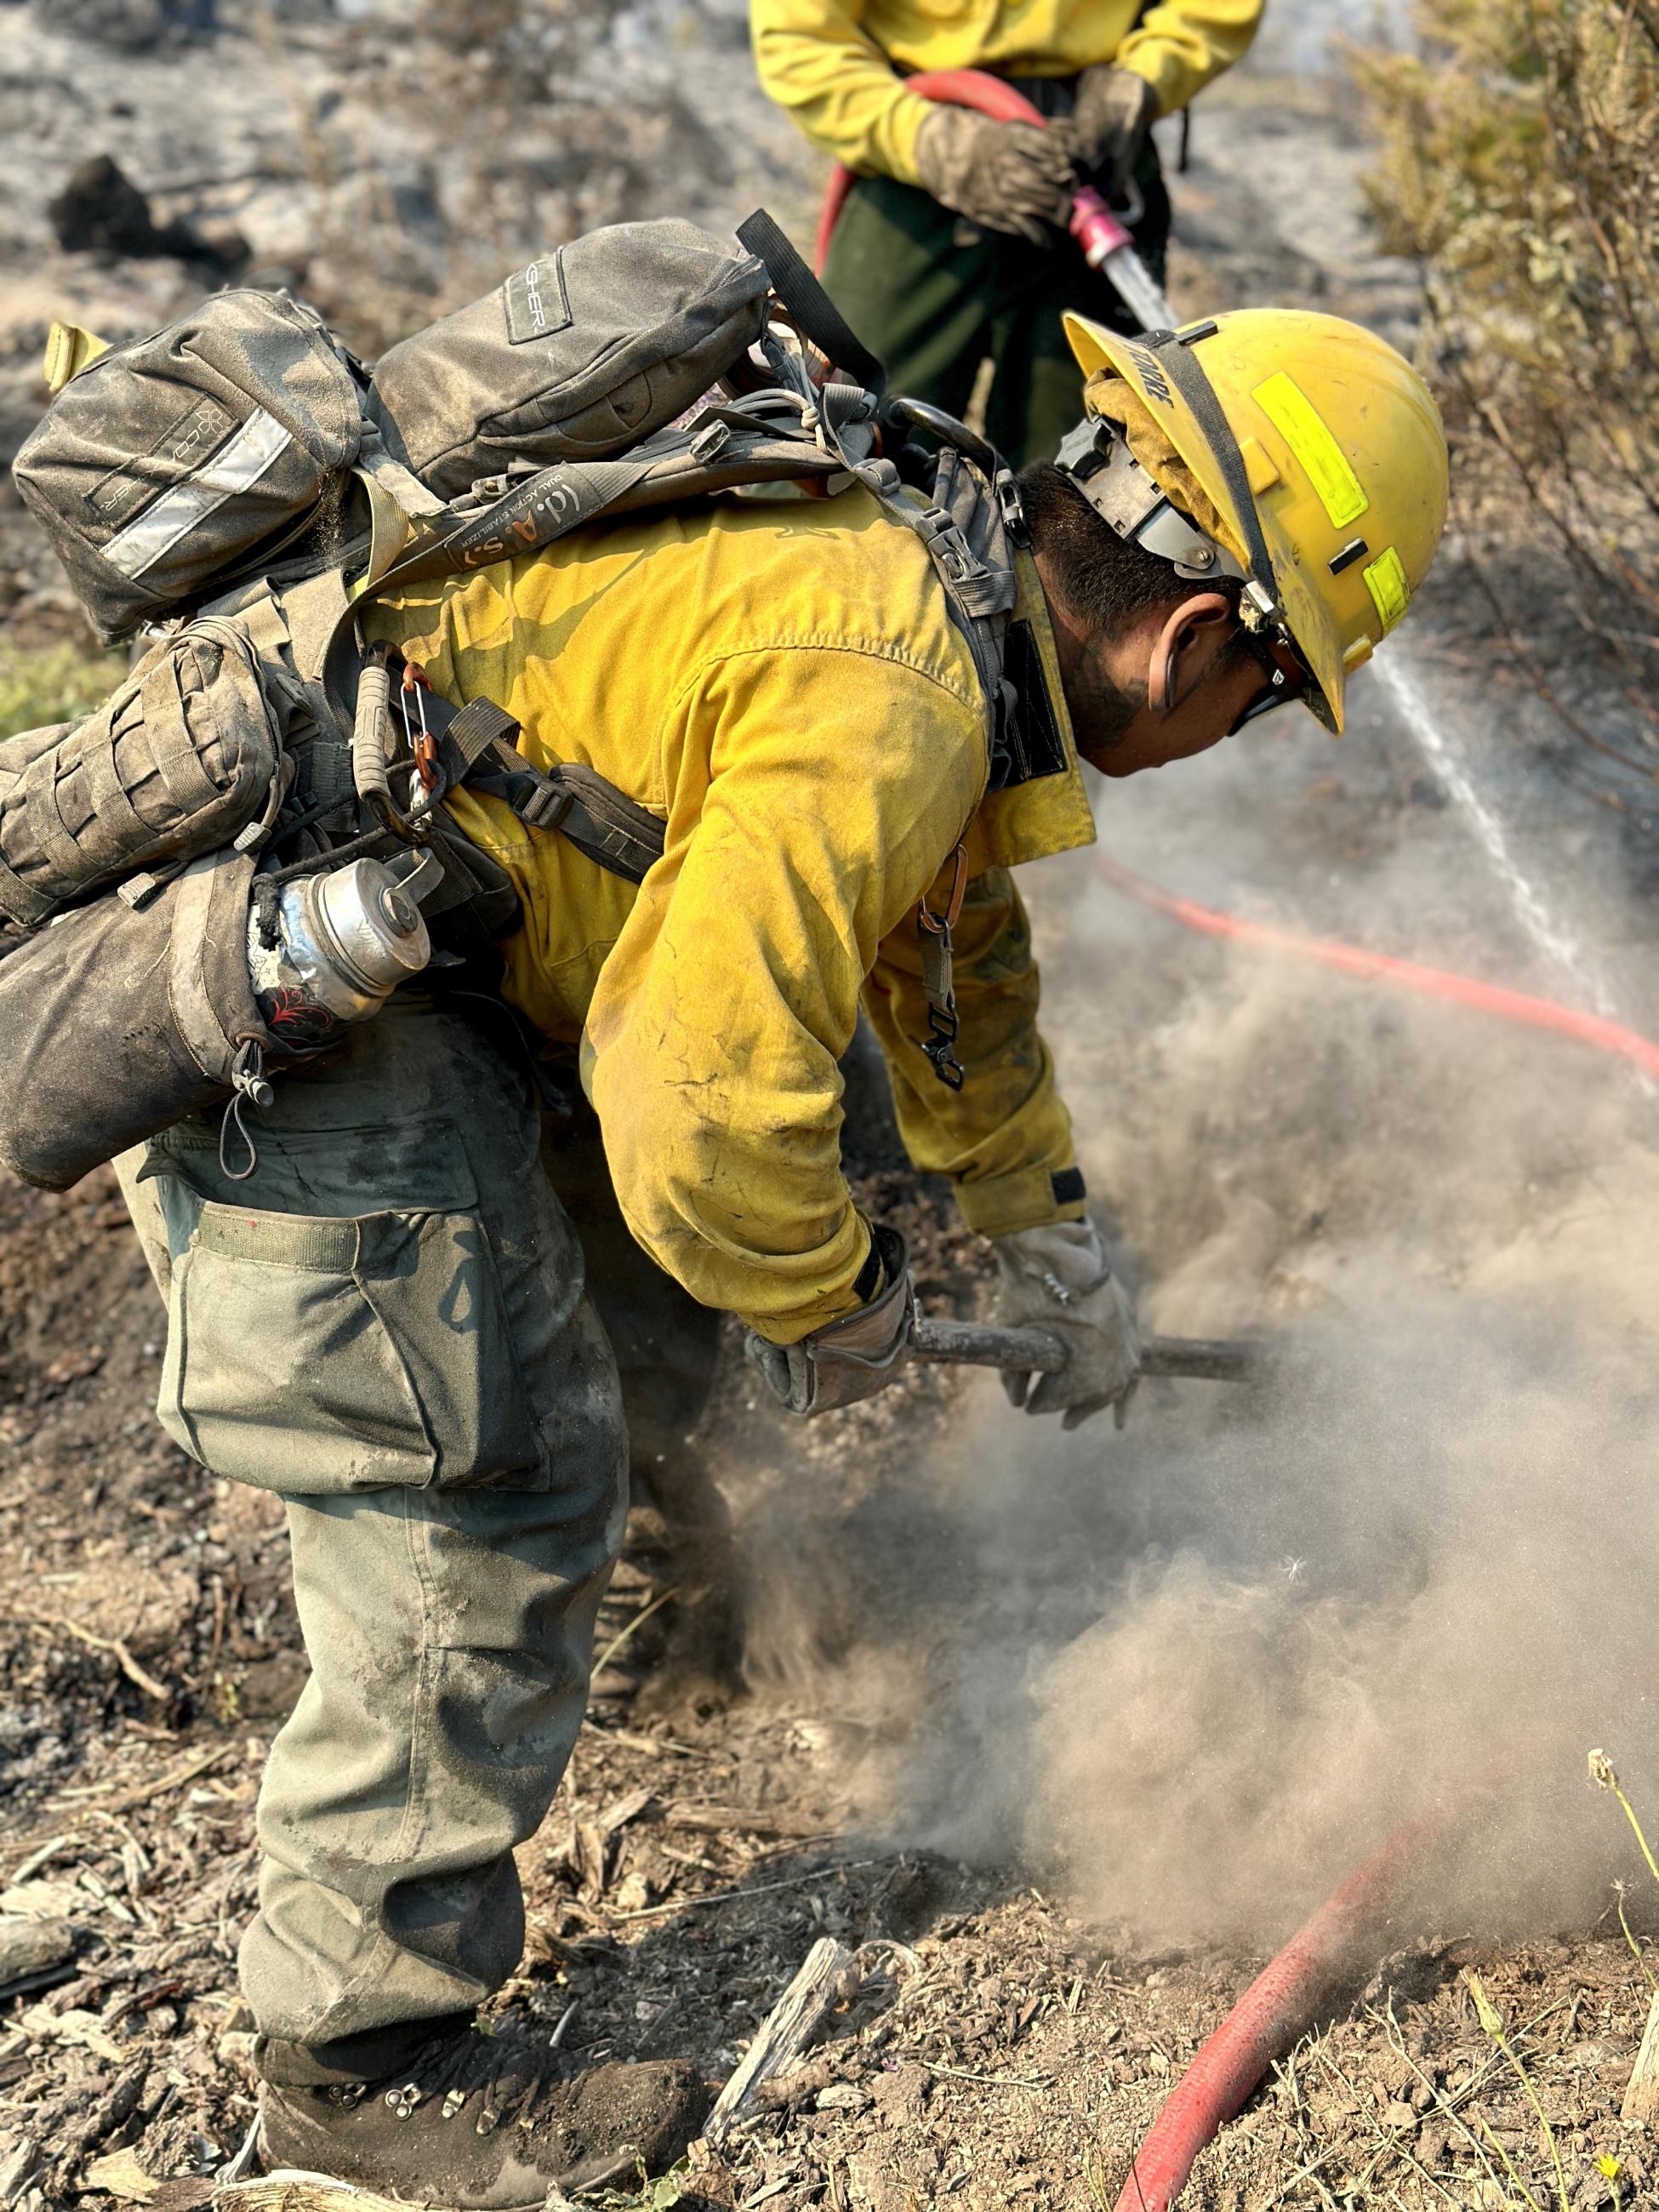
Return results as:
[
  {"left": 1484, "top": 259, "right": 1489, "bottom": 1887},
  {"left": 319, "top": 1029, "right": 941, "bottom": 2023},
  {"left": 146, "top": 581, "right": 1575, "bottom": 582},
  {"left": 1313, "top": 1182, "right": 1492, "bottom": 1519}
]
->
[
  {"left": 823, "top": 99, "right": 1172, "bottom": 469},
  {"left": 117, "top": 992, "right": 627, "bottom": 2063}
]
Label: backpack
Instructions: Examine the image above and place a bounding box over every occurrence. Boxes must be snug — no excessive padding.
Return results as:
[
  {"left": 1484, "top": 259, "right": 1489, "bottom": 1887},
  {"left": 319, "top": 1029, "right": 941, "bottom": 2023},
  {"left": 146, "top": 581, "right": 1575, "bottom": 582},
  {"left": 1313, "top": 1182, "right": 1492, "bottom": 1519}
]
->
[{"left": 0, "top": 211, "right": 1028, "bottom": 1189}]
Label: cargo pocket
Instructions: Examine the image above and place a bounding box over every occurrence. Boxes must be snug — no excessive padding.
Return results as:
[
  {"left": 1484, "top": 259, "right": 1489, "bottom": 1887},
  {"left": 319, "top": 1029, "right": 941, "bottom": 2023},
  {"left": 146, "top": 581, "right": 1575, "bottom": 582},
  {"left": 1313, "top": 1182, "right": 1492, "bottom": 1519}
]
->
[{"left": 158, "top": 1197, "right": 550, "bottom": 1494}]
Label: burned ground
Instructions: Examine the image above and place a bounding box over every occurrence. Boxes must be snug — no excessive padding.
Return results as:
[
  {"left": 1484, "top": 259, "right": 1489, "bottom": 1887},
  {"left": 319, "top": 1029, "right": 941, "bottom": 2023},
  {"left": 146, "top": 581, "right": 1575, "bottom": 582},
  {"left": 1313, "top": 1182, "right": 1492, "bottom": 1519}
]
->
[{"left": 4, "top": 9, "right": 1659, "bottom": 2211}]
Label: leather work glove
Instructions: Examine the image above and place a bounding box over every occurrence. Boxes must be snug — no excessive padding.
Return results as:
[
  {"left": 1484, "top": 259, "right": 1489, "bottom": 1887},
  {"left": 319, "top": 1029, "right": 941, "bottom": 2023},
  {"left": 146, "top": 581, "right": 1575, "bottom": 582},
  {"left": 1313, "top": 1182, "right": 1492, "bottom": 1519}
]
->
[
  {"left": 912, "top": 104, "right": 1078, "bottom": 248},
  {"left": 1064, "top": 66, "right": 1158, "bottom": 206},
  {"left": 992, "top": 1217, "right": 1141, "bottom": 1431},
  {"left": 745, "top": 1224, "right": 915, "bottom": 1417}
]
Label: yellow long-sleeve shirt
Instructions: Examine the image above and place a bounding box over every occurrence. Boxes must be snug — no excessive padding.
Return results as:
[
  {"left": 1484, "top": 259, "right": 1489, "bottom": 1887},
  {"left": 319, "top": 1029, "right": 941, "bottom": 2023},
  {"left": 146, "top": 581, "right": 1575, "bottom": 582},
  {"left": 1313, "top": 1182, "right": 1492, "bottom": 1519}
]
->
[
  {"left": 750, "top": 0, "right": 1264, "bottom": 182},
  {"left": 369, "top": 483, "right": 1097, "bottom": 1343}
]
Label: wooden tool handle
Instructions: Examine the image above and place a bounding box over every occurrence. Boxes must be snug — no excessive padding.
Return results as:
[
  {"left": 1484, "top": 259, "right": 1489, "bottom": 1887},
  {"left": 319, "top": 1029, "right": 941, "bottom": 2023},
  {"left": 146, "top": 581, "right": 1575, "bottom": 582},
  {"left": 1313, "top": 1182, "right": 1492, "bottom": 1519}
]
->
[{"left": 911, "top": 1317, "right": 1263, "bottom": 1383}]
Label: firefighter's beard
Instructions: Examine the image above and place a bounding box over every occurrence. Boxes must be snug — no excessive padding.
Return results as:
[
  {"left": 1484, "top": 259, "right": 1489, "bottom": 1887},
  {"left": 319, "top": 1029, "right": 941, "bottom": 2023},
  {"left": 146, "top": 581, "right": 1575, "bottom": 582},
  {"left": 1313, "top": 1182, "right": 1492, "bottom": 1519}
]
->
[{"left": 1067, "top": 656, "right": 1148, "bottom": 771}]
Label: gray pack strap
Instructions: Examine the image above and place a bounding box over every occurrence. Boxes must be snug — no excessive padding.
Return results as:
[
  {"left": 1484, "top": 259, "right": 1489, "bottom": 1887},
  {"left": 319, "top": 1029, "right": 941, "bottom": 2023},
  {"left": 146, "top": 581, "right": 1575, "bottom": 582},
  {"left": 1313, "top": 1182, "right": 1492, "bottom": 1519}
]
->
[
  {"left": 466, "top": 738, "right": 665, "bottom": 887},
  {"left": 380, "top": 453, "right": 662, "bottom": 590},
  {"left": 824, "top": 430, "right": 1016, "bottom": 730},
  {"left": 735, "top": 209, "right": 886, "bottom": 394},
  {"left": 1144, "top": 328, "right": 1283, "bottom": 624}
]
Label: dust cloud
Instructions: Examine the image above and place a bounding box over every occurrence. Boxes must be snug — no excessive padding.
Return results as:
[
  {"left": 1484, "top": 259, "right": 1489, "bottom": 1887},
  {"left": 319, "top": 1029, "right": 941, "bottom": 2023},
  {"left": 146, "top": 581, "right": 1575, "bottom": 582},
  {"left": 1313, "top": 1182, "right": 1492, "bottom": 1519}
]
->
[{"left": 750, "top": 761, "right": 1659, "bottom": 1956}]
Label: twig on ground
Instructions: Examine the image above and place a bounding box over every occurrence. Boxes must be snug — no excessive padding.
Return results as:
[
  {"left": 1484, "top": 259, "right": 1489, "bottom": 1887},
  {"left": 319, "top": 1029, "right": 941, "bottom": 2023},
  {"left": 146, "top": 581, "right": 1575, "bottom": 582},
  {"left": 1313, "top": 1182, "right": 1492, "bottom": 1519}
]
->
[
  {"left": 603, "top": 1859, "right": 878, "bottom": 1923},
  {"left": 7, "top": 1611, "right": 171, "bottom": 1702},
  {"left": 583, "top": 1719, "right": 700, "bottom": 1758},
  {"left": 918, "top": 2060, "right": 1052, "bottom": 2089},
  {"left": 591, "top": 1585, "right": 681, "bottom": 1679},
  {"left": 1619, "top": 1988, "right": 1659, "bottom": 2126},
  {"left": 704, "top": 1936, "right": 859, "bottom": 2146}
]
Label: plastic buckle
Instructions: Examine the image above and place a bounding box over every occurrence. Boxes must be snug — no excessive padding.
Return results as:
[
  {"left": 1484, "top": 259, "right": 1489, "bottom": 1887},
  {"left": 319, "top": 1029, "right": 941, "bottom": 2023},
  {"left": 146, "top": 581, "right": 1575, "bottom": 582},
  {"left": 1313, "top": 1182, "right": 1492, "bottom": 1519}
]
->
[
  {"left": 688, "top": 418, "right": 733, "bottom": 464},
  {"left": 919, "top": 514, "right": 977, "bottom": 584},
  {"left": 995, "top": 469, "right": 1030, "bottom": 549},
  {"left": 922, "top": 1002, "right": 963, "bottom": 1092},
  {"left": 516, "top": 778, "right": 573, "bottom": 831}
]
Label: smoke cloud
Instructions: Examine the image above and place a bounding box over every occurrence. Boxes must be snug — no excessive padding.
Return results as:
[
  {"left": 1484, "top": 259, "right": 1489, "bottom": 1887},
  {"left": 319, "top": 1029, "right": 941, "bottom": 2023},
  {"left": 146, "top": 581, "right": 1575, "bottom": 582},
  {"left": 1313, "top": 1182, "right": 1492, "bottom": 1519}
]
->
[{"left": 738, "top": 693, "right": 1659, "bottom": 1955}]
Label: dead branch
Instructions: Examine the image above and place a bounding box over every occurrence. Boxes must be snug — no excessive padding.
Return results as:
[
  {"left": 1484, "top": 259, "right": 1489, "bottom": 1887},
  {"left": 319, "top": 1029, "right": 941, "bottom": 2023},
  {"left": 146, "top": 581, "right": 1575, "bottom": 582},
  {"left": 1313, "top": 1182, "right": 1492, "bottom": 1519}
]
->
[{"left": 703, "top": 1936, "right": 861, "bottom": 2146}]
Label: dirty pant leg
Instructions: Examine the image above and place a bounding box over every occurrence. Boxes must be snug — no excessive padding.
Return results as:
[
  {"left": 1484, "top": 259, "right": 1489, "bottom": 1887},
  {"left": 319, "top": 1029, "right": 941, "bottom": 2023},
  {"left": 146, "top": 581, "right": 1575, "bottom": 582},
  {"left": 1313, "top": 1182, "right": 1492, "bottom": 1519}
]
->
[
  {"left": 252, "top": 1479, "right": 615, "bottom": 2050},
  {"left": 120, "top": 994, "right": 627, "bottom": 2049}
]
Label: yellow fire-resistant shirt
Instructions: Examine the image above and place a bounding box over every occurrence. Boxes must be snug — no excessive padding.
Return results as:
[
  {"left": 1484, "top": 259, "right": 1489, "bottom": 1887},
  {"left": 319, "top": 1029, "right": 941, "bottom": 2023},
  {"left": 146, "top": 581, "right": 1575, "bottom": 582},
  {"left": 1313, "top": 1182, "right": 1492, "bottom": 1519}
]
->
[
  {"left": 750, "top": 0, "right": 1264, "bottom": 183},
  {"left": 370, "top": 484, "right": 1096, "bottom": 1344}
]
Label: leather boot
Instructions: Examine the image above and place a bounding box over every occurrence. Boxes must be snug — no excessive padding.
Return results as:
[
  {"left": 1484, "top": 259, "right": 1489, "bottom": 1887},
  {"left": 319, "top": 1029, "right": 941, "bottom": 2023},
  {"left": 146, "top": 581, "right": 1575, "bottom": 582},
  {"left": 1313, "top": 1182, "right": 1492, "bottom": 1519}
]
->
[{"left": 258, "top": 2021, "right": 707, "bottom": 2209}]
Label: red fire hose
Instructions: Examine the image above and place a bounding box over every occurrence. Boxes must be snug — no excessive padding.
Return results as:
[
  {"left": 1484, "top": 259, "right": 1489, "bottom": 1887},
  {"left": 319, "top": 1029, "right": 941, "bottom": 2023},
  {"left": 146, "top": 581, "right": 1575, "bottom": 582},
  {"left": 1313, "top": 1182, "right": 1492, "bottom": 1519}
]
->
[
  {"left": 814, "top": 68, "right": 1140, "bottom": 277},
  {"left": 1101, "top": 854, "right": 1659, "bottom": 1084},
  {"left": 1112, "top": 1808, "right": 1440, "bottom": 2211}
]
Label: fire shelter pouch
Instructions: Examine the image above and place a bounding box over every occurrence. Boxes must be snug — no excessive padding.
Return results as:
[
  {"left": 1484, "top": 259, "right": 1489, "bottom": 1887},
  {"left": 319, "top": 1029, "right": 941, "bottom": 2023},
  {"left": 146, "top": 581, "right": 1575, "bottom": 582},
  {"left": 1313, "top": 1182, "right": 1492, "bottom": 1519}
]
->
[
  {"left": 0, "top": 619, "right": 287, "bottom": 928},
  {"left": 0, "top": 847, "right": 299, "bottom": 1191},
  {"left": 13, "top": 289, "right": 363, "bottom": 642}
]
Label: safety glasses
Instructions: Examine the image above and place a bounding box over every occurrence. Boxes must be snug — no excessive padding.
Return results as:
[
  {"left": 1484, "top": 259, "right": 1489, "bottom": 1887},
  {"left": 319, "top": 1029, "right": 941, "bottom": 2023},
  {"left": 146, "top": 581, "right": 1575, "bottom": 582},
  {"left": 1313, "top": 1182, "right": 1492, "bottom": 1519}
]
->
[{"left": 1230, "top": 627, "right": 1313, "bottom": 734}]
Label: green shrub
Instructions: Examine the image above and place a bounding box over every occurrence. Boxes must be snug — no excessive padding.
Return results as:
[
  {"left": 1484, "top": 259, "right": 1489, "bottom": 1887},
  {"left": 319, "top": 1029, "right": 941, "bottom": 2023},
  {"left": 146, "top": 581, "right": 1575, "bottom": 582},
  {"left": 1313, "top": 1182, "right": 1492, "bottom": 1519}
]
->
[{"left": 0, "top": 641, "right": 123, "bottom": 744}]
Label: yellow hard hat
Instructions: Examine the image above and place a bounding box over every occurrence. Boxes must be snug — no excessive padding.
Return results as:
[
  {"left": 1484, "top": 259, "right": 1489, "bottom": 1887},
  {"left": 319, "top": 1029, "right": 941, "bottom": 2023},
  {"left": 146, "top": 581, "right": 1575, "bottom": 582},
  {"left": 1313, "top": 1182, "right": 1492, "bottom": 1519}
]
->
[{"left": 1061, "top": 308, "right": 1449, "bottom": 733}]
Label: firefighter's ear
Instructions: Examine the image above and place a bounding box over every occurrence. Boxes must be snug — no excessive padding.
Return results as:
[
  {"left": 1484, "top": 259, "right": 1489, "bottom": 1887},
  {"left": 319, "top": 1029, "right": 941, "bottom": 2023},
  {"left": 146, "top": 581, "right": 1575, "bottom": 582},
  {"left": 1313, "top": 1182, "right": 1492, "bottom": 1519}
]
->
[{"left": 1146, "top": 591, "right": 1234, "bottom": 714}]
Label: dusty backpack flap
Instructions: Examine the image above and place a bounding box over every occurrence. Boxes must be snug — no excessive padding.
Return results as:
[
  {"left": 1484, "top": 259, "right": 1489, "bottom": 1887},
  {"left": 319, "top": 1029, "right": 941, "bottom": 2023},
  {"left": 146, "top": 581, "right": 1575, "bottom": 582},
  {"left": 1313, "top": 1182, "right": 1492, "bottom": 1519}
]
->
[
  {"left": 13, "top": 289, "right": 366, "bottom": 646},
  {"left": 368, "top": 219, "right": 772, "bottom": 499}
]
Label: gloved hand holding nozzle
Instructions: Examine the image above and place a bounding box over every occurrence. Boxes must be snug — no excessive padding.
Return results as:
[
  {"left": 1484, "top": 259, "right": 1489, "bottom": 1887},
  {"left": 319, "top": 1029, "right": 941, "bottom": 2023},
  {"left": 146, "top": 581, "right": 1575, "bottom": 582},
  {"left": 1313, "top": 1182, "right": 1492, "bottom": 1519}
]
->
[
  {"left": 991, "top": 1217, "right": 1141, "bottom": 1430},
  {"left": 1062, "top": 66, "right": 1158, "bottom": 207},
  {"left": 912, "top": 103, "right": 1080, "bottom": 247}
]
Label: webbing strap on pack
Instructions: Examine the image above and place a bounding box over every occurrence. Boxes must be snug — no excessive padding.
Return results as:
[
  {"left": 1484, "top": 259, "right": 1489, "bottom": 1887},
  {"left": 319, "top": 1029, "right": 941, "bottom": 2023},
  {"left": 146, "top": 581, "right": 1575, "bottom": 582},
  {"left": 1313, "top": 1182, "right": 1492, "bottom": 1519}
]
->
[
  {"left": 1145, "top": 329, "right": 1283, "bottom": 626},
  {"left": 375, "top": 453, "right": 663, "bottom": 593},
  {"left": 735, "top": 210, "right": 887, "bottom": 395},
  {"left": 507, "top": 755, "right": 667, "bottom": 886},
  {"left": 439, "top": 698, "right": 519, "bottom": 783},
  {"left": 414, "top": 687, "right": 667, "bottom": 889}
]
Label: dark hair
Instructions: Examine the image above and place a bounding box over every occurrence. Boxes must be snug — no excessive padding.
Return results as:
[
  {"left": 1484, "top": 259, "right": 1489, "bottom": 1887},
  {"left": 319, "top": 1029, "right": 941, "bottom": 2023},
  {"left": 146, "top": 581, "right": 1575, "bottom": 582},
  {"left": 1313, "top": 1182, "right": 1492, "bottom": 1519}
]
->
[{"left": 1018, "top": 459, "right": 1243, "bottom": 634}]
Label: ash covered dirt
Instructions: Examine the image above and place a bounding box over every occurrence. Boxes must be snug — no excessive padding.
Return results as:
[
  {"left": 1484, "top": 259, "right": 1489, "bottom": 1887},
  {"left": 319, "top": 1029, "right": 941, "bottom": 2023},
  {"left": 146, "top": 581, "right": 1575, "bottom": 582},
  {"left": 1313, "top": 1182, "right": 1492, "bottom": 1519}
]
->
[{"left": 4, "top": 9, "right": 1659, "bottom": 2211}]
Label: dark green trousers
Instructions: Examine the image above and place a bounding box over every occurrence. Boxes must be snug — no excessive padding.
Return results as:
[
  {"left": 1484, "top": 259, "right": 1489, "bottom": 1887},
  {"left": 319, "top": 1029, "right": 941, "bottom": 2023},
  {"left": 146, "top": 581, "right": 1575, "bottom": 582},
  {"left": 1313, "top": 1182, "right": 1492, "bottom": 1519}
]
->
[{"left": 823, "top": 134, "right": 1171, "bottom": 469}]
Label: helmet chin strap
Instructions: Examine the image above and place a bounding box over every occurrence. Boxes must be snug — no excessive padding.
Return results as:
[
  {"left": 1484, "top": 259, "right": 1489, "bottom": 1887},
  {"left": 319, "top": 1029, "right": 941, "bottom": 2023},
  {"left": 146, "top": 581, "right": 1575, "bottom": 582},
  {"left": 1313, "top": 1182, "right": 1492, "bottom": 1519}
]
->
[{"left": 1148, "top": 590, "right": 1234, "bottom": 714}]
